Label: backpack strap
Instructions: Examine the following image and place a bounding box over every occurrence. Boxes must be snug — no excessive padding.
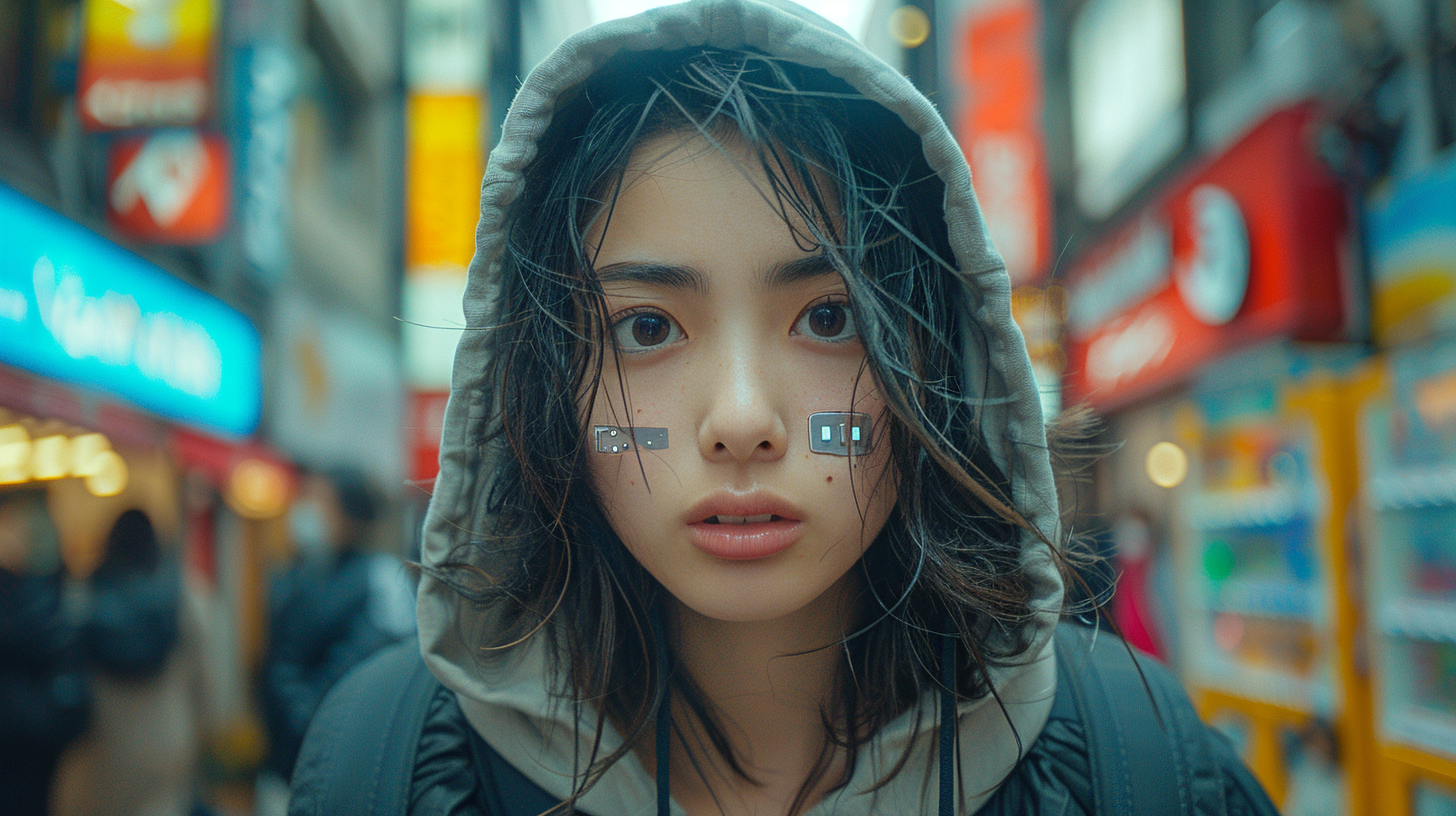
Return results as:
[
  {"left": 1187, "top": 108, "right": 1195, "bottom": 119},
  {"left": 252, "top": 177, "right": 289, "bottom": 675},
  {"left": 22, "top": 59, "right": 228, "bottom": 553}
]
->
[
  {"left": 289, "top": 638, "right": 439, "bottom": 816},
  {"left": 1053, "top": 622, "right": 1185, "bottom": 816}
]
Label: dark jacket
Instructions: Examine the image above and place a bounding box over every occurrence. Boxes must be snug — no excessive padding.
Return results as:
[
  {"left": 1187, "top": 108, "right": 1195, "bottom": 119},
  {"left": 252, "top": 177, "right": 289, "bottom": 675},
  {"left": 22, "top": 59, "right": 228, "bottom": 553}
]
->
[
  {"left": 0, "top": 568, "right": 91, "bottom": 816},
  {"left": 82, "top": 561, "right": 183, "bottom": 680},
  {"left": 260, "top": 552, "right": 399, "bottom": 779},
  {"left": 290, "top": 625, "right": 1280, "bottom": 815}
]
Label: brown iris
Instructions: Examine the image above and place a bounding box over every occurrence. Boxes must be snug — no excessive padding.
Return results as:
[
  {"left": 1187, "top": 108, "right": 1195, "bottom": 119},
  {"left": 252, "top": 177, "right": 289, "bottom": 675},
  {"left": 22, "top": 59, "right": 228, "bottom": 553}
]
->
[
  {"left": 807, "top": 304, "right": 847, "bottom": 338},
  {"left": 631, "top": 313, "right": 672, "bottom": 346}
]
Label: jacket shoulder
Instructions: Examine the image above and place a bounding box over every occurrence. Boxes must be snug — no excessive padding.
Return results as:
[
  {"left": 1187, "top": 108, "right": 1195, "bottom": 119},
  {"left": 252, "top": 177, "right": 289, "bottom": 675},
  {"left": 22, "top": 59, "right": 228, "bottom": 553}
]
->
[{"left": 977, "top": 623, "right": 1279, "bottom": 816}]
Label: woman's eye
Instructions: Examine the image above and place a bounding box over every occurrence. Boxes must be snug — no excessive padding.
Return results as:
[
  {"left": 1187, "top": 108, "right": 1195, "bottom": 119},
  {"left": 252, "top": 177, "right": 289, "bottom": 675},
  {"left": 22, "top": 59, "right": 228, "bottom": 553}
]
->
[
  {"left": 611, "top": 310, "right": 682, "bottom": 351},
  {"left": 794, "top": 301, "right": 857, "bottom": 343}
]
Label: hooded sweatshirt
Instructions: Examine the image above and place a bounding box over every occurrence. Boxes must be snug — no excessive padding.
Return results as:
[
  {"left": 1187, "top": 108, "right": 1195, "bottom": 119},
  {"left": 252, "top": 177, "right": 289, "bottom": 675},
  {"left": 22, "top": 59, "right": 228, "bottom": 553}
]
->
[{"left": 416, "top": 1, "right": 1065, "bottom": 813}]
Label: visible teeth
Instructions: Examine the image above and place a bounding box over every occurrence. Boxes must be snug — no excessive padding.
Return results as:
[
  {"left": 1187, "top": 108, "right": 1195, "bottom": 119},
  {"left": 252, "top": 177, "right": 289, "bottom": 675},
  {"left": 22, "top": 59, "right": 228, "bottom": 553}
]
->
[{"left": 709, "top": 514, "right": 774, "bottom": 524}]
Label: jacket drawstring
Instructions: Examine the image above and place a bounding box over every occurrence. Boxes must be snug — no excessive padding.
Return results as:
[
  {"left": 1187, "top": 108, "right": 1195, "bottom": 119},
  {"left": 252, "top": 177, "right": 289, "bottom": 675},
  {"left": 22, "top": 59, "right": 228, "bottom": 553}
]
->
[
  {"left": 654, "top": 609, "right": 672, "bottom": 816},
  {"left": 940, "top": 628, "right": 957, "bottom": 816},
  {"left": 653, "top": 628, "right": 960, "bottom": 816}
]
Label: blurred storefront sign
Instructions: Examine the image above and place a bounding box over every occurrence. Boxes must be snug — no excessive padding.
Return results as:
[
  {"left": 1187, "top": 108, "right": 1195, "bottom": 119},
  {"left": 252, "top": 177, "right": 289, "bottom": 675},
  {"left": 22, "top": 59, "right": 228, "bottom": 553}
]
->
[
  {"left": 106, "top": 130, "right": 230, "bottom": 244},
  {"left": 1064, "top": 104, "right": 1352, "bottom": 411},
  {"left": 0, "top": 184, "right": 261, "bottom": 437},
  {"left": 269, "top": 289, "right": 405, "bottom": 489},
  {"left": 951, "top": 0, "right": 1051, "bottom": 285},
  {"left": 231, "top": 40, "right": 296, "bottom": 286},
  {"left": 403, "top": 0, "right": 486, "bottom": 487},
  {"left": 1366, "top": 150, "right": 1456, "bottom": 348},
  {"left": 78, "top": 0, "right": 216, "bottom": 131}
]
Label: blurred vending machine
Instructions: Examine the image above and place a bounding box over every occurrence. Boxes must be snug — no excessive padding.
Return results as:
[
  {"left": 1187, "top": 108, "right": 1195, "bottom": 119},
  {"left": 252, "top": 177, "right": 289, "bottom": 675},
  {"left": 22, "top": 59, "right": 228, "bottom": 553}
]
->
[
  {"left": 1059, "top": 103, "right": 1370, "bottom": 814},
  {"left": 1356, "top": 150, "right": 1456, "bottom": 816},
  {"left": 1174, "top": 343, "right": 1372, "bottom": 815}
]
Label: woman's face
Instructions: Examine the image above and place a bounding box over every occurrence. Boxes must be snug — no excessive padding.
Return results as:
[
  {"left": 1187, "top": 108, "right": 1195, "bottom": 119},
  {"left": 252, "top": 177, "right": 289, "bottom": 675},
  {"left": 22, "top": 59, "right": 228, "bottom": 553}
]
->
[{"left": 584, "top": 132, "right": 897, "bottom": 624}]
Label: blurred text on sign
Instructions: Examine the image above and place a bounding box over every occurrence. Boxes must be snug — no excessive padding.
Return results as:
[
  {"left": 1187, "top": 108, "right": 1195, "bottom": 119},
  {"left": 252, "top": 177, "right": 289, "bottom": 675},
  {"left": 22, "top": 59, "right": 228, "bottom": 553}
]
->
[{"left": 78, "top": 0, "right": 216, "bottom": 131}]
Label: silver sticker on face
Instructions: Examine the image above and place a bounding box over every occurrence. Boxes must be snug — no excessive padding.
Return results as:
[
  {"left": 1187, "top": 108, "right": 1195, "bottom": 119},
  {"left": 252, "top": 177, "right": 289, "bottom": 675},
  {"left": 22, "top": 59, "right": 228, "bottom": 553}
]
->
[
  {"left": 593, "top": 426, "right": 669, "bottom": 454},
  {"left": 808, "top": 412, "right": 873, "bottom": 456}
]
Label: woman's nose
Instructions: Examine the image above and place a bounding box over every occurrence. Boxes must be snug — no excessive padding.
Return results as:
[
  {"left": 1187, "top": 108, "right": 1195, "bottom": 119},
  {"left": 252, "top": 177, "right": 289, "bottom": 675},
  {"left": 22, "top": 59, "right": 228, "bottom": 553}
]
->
[{"left": 697, "top": 350, "right": 788, "bottom": 464}]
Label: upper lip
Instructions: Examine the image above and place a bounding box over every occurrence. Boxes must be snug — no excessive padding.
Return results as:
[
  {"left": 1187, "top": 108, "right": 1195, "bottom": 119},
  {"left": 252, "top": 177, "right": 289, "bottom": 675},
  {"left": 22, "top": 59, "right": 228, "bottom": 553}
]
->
[{"left": 684, "top": 490, "right": 804, "bottom": 525}]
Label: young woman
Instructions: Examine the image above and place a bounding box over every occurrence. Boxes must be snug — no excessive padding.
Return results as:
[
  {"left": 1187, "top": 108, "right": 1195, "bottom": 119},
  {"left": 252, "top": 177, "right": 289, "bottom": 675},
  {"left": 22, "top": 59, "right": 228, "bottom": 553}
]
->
[{"left": 293, "top": 2, "right": 1280, "bottom": 814}]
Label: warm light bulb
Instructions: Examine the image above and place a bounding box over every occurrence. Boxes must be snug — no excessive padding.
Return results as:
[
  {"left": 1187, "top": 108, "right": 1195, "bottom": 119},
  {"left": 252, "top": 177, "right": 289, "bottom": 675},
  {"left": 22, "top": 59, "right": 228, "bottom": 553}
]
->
[
  {"left": 1145, "top": 441, "right": 1188, "bottom": 488},
  {"left": 84, "top": 450, "right": 128, "bottom": 497},
  {"left": 227, "top": 458, "right": 290, "bottom": 519},
  {"left": 31, "top": 435, "right": 72, "bottom": 480},
  {"left": 0, "top": 425, "right": 31, "bottom": 484},
  {"left": 71, "top": 433, "right": 112, "bottom": 477},
  {"left": 887, "top": 5, "right": 930, "bottom": 48}
]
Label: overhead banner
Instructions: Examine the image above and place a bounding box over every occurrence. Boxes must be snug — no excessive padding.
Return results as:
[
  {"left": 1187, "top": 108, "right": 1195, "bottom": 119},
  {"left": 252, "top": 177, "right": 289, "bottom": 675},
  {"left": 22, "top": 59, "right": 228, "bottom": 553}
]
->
[
  {"left": 77, "top": 0, "right": 215, "bottom": 131},
  {"left": 231, "top": 40, "right": 296, "bottom": 285},
  {"left": 0, "top": 185, "right": 261, "bottom": 437},
  {"left": 952, "top": 0, "right": 1052, "bottom": 285},
  {"left": 404, "top": 0, "right": 487, "bottom": 487}
]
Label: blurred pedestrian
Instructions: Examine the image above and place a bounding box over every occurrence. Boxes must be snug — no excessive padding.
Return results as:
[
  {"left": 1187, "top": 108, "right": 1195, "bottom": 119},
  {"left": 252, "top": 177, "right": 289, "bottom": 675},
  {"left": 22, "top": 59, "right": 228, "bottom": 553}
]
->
[
  {"left": 0, "top": 489, "right": 89, "bottom": 816},
  {"left": 1110, "top": 510, "right": 1169, "bottom": 660},
  {"left": 257, "top": 467, "right": 413, "bottom": 786},
  {"left": 51, "top": 509, "right": 219, "bottom": 816}
]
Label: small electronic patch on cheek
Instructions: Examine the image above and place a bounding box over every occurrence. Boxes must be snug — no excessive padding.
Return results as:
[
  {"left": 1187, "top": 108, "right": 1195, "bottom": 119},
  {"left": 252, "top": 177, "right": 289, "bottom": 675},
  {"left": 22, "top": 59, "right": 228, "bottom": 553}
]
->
[
  {"left": 593, "top": 425, "right": 669, "bottom": 454},
  {"left": 808, "top": 412, "right": 874, "bottom": 456}
]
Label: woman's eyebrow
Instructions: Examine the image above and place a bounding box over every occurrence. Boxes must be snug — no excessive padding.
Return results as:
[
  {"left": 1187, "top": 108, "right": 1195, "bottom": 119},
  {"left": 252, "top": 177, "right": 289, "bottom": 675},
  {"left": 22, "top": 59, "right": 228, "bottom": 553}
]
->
[
  {"left": 596, "top": 255, "right": 837, "bottom": 295},
  {"left": 596, "top": 262, "right": 709, "bottom": 294},
  {"left": 762, "top": 254, "right": 838, "bottom": 289}
]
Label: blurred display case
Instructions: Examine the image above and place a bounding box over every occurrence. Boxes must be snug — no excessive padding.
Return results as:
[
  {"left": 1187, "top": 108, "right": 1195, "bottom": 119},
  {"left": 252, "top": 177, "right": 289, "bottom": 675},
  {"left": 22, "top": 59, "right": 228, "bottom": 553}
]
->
[
  {"left": 1173, "top": 343, "right": 1372, "bottom": 814},
  {"left": 1358, "top": 338, "right": 1456, "bottom": 814}
]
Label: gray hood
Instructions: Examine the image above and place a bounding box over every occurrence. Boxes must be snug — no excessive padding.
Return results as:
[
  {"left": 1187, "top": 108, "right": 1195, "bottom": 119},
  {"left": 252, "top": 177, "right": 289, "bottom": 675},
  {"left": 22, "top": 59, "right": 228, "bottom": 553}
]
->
[{"left": 417, "top": 1, "right": 1064, "bottom": 812}]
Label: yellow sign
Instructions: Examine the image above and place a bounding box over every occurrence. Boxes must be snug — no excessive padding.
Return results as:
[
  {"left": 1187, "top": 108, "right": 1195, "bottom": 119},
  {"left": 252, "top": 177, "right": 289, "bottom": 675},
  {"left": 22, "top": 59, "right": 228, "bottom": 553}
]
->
[{"left": 406, "top": 93, "right": 484, "bottom": 271}]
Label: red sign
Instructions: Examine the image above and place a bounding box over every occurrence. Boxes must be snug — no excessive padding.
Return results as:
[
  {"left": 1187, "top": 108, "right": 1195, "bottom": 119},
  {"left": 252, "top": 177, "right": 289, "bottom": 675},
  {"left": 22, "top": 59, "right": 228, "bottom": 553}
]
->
[
  {"left": 1063, "top": 104, "right": 1352, "bottom": 411},
  {"left": 952, "top": 0, "right": 1052, "bottom": 285},
  {"left": 107, "top": 131, "right": 229, "bottom": 244},
  {"left": 77, "top": 0, "right": 215, "bottom": 131},
  {"left": 410, "top": 391, "right": 450, "bottom": 487}
]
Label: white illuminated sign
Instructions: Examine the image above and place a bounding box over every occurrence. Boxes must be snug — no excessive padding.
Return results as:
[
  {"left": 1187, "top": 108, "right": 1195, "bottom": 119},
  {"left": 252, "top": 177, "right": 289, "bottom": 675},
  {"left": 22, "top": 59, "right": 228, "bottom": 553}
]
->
[{"left": 1069, "top": 0, "right": 1187, "bottom": 218}]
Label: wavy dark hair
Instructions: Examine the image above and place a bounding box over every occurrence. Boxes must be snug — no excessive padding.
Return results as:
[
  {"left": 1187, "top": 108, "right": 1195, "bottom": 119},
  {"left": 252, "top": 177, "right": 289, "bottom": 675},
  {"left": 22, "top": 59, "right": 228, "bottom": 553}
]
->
[{"left": 432, "top": 48, "right": 1087, "bottom": 814}]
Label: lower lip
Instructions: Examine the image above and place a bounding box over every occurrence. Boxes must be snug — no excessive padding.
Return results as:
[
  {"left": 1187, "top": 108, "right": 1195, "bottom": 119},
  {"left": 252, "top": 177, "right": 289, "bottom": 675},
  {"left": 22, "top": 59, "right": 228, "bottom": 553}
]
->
[{"left": 686, "top": 519, "right": 803, "bottom": 561}]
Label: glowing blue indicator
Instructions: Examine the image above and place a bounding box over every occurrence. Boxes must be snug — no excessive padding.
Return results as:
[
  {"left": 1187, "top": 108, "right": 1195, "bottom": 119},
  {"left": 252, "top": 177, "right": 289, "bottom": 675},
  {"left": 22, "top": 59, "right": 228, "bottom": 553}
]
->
[
  {"left": 851, "top": 426, "right": 861, "bottom": 441},
  {"left": 0, "top": 185, "right": 262, "bottom": 436},
  {"left": 821, "top": 425, "right": 832, "bottom": 441}
]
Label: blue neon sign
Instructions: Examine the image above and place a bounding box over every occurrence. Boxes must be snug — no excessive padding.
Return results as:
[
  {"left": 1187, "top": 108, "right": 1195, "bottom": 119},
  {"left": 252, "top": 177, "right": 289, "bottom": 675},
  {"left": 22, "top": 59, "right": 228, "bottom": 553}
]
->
[{"left": 0, "top": 184, "right": 261, "bottom": 436}]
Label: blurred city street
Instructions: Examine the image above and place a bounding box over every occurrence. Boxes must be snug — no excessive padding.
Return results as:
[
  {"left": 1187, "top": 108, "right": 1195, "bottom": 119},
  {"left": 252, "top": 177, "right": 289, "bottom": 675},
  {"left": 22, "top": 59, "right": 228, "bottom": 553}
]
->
[{"left": 1, "top": 0, "right": 1454, "bottom": 813}]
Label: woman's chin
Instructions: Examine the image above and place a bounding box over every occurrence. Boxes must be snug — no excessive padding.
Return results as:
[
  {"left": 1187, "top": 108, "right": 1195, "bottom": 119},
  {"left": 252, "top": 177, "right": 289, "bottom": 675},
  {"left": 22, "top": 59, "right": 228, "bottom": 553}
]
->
[{"left": 663, "top": 565, "right": 858, "bottom": 626}]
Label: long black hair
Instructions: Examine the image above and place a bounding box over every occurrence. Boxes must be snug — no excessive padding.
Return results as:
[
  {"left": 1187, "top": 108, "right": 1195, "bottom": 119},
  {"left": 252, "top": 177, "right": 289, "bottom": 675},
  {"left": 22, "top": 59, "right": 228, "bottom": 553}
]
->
[{"left": 431, "top": 48, "right": 1084, "bottom": 813}]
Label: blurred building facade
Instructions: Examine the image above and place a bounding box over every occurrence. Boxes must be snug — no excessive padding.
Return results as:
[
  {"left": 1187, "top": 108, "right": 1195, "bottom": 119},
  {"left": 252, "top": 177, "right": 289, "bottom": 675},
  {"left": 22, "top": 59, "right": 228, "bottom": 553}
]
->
[
  {"left": 930, "top": 0, "right": 1456, "bottom": 813},
  {"left": 0, "top": 0, "right": 431, "bottom": 807}
]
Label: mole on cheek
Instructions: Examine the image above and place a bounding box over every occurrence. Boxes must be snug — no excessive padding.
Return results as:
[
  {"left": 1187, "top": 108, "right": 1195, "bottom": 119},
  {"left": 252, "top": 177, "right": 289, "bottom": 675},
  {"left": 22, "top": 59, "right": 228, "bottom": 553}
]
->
[{"left": 826, "top": 476, "right": 833, "bottom": 483}]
